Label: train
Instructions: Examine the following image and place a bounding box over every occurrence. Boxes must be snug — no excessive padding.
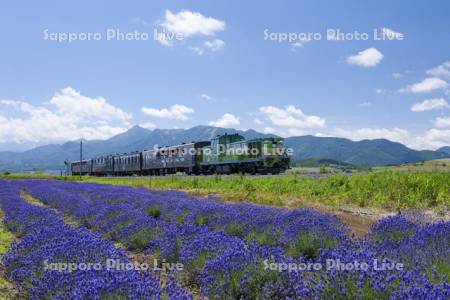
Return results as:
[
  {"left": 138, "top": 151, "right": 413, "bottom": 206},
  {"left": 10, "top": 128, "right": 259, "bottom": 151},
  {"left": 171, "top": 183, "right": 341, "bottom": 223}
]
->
[{"left": 68, "top": 133, "right": 290, "bottom": 176}]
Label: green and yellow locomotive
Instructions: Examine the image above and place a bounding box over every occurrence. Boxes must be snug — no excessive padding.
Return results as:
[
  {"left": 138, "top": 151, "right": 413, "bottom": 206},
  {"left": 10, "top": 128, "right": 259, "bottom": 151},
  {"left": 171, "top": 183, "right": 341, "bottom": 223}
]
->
[{"left": 200, "top": 133, "right": 290, "bottom": 174}]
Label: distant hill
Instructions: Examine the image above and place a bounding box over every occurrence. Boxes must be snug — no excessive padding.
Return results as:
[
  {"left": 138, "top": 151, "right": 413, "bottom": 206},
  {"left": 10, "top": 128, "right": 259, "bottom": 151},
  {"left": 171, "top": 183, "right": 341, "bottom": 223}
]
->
[
  {"left": 437, "top": 146, "right": 450, "bottom": 156},
  {"left": 0, "top": 125, "right": 448, "bottom": 171},
  {"left": 284, "top": 135, "right": 448, "bottom": 166}
]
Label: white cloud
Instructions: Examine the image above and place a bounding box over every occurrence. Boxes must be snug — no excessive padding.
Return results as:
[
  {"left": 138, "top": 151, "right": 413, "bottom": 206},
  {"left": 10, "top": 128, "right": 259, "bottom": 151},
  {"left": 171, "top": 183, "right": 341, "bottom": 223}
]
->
[
  {"left": 190, "top": 46, "right": 204, "bottom": 55},
  {"left": 208, "top": 113, "right": 240, "bottom": 127},
  {"left": 418, "top": 128, "right": 450, "bottom": 149},
  {"left": 411, "top": 98, "right": 449, "bottom": 112},
  {"left": 426, "top": 61, "right": 450, "bottom": 78},
  {"left": 332, "top": 127, "right": 410, "bottom": 144},
  {"left": 347, "top": 47, "right": 384, "bottom": 67},
  {"left": 200, "top": 94, "right": 214, "bottom": 101},
  {"left": 157, "top": 10, "right": 226, "bottom": 54},
  {"left": 259, "top": 105, "right": 325, "bottom": 128},
  {"left": 204, "top": 39, "right": 225, "bottom": 51},
  {"left": 140, "top": 122, "right": 156, "bottom": 130},
  {"left": 154, "top": 31, "right": 173, "bottom": 47},
  {"left": 191, "top": 39, "right": 225, "bottom": 55},
  {"left": 253, "top": 118, "right": 263, "bottom": 125},
  {"left": 290, "top": 42, "right": 303, "bottom": 51},
  {"left": 381, "top": 27, "right": 404, "bottom": 40},
  {"left": 290, "top": 37, "right": 311, "bottom": 51},
  {"left": 0, "top": 87, "right": 131, "bottom": 145},
  {"left": 286, "top": 128, "right": 308, "bottom": 136},
  {"left": 392, "top": 73, "right": 403, "bottom": 79},
  {"left": 375, "top": 88, "right": 389, "bottom": 95},
  {"left": 141, "top": 104, "right": 194, "bottom": 120},
  {"left": 434, "top": 116, "right": 450, "bottom": 128},
  {"left": 330, "top": 126, "right": 450, "bottom": 150},
  {"left": 160, "top": 10, "right": 225, "bottom": 38},
  {"left": 263, "top": 127, "right": 276, "bottom": 134},
  {"left": 401, "top": 77, "right": 448, "bottom": 93},
  {"left": 359, "top": 101, "right": 372, "bottom": 107},
  {"left": 49, "top": 87, "right": 131, "bottom": 122}
]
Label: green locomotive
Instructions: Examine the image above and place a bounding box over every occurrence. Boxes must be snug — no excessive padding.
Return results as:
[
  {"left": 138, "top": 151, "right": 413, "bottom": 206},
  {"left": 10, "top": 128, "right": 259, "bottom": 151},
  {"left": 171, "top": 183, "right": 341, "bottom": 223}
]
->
[{"left": 200, "top": 133, "right": 290, "bottom": 174}]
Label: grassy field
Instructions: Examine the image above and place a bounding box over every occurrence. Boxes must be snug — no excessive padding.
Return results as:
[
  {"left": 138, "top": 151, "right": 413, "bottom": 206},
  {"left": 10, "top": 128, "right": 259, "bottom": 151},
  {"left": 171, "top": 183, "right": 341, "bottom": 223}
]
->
[
  {"left": 376, "top": 158, "right": 450, "bottom": 172},
  {"left": 2, "top": 165, "right": 449, "bottom": 213},
  {"left": 77, "top": 170, "right": 449, "bottom": 213}
]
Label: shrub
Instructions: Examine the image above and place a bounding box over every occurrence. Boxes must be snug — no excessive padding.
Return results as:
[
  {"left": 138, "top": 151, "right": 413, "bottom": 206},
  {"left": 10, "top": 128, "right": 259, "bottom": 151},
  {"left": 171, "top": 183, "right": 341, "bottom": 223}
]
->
[
  {"left": 146, "top": 205, "right": 162, "bottom": 218},
  {"left": 286, "top": 231, "right": 338, "bottom": 259}
]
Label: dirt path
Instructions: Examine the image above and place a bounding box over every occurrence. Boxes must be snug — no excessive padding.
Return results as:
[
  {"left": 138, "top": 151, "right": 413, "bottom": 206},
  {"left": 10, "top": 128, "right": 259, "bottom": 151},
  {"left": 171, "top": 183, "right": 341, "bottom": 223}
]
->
[{"left": 332, "top": 210, "right": 379, "bottom": 239}]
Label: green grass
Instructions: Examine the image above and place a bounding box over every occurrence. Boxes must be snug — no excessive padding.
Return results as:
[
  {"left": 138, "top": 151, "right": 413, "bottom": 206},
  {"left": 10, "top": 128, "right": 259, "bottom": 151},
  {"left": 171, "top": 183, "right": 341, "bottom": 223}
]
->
[
  {"left": 286, "top": 231, "right": 339, "bottom": 259},
  {"left": 125, "top": 229, "right": 158, "bottom": 251},
  {"left": 78, "top": 170, "right": 449, "bottom": 212},
  {"left": 0, "top": 209, "right": 18, "bottom": 298},
  {"left": 195, "top": 215, "right": 210, "bottom": 226},
  {"left": 0, "top": 210, "right": 15, "bottom": 256},
  {"left": 0, "top": 172, "right": 60, "bottom": 180},
  {"left": 2, "top": 169, "right": 449, "bottom": 212},
  {"left": 146, "top": 205, "right": 162, "bottom": 218}
]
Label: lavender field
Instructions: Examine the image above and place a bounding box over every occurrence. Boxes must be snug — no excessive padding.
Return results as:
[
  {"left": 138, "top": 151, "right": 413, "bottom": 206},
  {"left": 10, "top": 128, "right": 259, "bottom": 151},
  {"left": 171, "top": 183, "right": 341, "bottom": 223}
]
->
[{"left": 0, "top": 179, "right": 449, "bottom": 299}]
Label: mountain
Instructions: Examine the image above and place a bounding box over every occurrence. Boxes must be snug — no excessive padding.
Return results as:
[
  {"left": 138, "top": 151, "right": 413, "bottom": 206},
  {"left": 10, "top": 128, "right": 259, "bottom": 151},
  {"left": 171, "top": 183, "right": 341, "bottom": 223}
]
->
[
  {"left": 284, "top": 135, "right": 448, "bottom": 166},
  {"left": 0, "top": 126, "right": 448, "bottom": 172},
  {"left": 437, "top": 146, "right": 450, "bottom": 156}
]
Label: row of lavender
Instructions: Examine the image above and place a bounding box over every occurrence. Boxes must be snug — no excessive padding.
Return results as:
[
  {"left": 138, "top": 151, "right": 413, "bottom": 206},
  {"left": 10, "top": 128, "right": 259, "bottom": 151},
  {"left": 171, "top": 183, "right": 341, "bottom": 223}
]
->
[
  {"left": 12, "top": 180, "right": 450, "bottom": 298},
  {"left": 0, "top": 181, "right": 191, "bottom": 299},
  {"left": 21, "top": 180, "right": 353, "bottom": 298}
]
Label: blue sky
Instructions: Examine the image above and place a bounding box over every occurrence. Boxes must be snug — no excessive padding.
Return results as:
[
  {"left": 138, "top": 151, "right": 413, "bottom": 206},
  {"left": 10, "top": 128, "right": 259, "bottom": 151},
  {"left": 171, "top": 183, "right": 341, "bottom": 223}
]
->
[{"left": 1, "top": 0, "right": 450, "bottom": 151}]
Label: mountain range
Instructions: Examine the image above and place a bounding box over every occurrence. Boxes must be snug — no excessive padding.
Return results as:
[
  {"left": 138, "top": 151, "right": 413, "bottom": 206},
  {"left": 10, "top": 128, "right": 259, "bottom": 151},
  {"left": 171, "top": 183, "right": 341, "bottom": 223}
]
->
[{"left": 0, "top": 125, "right": 448, "bottom": 172}]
